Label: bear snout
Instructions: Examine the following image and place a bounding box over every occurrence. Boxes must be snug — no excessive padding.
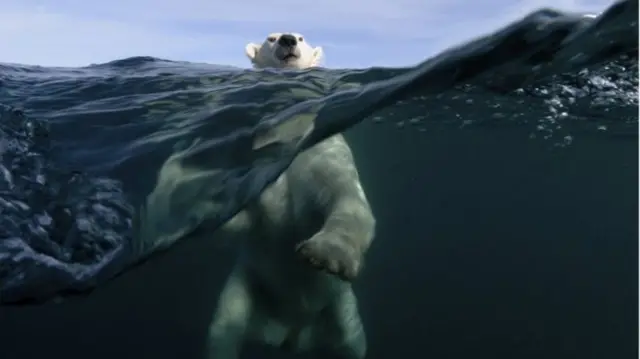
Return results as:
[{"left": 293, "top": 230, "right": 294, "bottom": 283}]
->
[{"left": 278, "top": 34, "right": 298, "bottom": 47}]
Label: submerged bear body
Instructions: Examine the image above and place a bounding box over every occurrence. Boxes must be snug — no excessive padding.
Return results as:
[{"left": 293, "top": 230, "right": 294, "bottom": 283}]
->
[{"left": 206, "top": 34, "right": 374, "bottom": 359}]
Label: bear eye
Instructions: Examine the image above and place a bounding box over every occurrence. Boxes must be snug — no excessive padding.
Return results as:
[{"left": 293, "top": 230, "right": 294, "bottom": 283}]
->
[
  {"left": 267, "top": 36, "right": 276, "bottom": 43},
  {"left": 298, "top": 36, "right": 304, "bottom": 42}
]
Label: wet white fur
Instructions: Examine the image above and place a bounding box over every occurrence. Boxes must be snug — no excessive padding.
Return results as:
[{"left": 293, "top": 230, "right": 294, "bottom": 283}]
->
[
  {"left": 245, "top": 32, "right": 324, "bottom": 69},
  {"left": 206, "top": 35, "right": 374, "bottom": 359}
]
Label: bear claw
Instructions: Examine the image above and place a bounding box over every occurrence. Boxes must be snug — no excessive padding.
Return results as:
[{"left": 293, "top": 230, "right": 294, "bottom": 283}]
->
[{"left": 295, "top": 233, "right": 361, "bottom": 281}]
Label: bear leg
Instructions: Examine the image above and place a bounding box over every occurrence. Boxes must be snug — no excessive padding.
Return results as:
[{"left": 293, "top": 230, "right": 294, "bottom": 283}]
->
[
  {"left": 206, "top": 267, "right": 254, "bottom": 359},
  {"left": 316, "top": 287, "right": 367, "bottom": 359}
]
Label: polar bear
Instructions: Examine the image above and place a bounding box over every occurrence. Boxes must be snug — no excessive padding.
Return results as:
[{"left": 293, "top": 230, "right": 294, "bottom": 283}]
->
[
  {"left": 205, "top": 35, "right": 375, "bottom": 358},
  {"left": 245, "top": 32, "right": 324, "bottom": 69}
]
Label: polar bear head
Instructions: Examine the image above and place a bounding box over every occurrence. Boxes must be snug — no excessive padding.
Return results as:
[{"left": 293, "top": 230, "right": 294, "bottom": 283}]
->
[{"left": 245, "top": 33, "right": 323, "bottom": 69}]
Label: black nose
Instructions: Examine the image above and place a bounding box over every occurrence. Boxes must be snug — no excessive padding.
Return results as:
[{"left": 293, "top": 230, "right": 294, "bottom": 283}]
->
[{"left": 278, "top": 34, "right": 297, "bottom": 47}]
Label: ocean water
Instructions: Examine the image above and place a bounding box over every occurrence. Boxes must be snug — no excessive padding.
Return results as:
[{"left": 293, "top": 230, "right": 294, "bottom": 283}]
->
[{"left": 0, "top": 2, "right": 638, "bottom": 358}]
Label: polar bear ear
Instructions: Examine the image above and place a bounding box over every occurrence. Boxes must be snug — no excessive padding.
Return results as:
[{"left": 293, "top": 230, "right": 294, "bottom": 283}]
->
[
  {"left": 245, "top": 43, "right": 261, "bottom": 62},
  {"left": 310, "top": 46, "right": 324, "bottom": 67}
]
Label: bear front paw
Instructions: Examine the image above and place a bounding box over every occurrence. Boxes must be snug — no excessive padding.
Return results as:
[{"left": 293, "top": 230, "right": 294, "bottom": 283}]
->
[{"left": 295, "top": 232, "right": 361, "bottom": 281}]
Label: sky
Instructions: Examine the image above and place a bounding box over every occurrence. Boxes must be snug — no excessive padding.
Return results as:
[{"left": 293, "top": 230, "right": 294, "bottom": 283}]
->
[{"left": 0, "top": 0, "right": 614, "bottom": 69}]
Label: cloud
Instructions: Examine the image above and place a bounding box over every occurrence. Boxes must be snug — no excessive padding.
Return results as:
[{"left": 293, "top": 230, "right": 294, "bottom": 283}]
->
[{"left": 0, "top": 0, "right": 615, "bottom": 68}]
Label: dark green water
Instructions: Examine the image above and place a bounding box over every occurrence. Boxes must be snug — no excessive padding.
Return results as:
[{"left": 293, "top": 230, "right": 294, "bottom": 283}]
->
[
  {"left": 2, "top": 121, "right": 637, "bottom": 358},
  {"left": 0, "top": 2, "right": 637, "bottom": 358}
]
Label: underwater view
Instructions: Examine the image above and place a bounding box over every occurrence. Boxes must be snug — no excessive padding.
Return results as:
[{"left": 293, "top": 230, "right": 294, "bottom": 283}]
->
[{"left": 0, "top": 1, "right": 638, "bottom": 358}]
